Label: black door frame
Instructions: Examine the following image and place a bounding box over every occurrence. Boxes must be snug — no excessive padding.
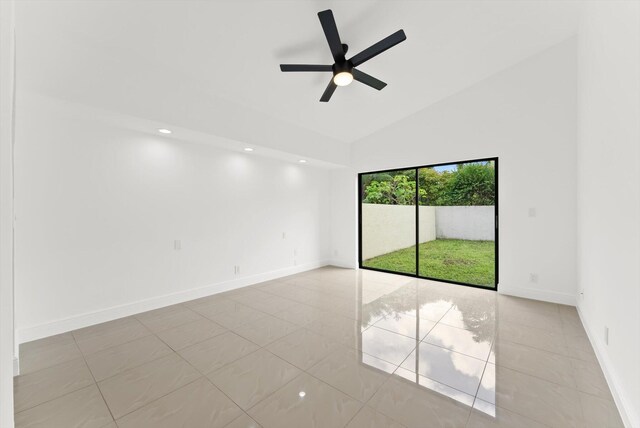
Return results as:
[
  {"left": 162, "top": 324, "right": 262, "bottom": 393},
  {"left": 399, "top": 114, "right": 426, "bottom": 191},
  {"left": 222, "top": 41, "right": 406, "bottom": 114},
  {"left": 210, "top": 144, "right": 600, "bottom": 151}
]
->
[{"left": 357, "top": 157, "right": 499, "bottom": 291}]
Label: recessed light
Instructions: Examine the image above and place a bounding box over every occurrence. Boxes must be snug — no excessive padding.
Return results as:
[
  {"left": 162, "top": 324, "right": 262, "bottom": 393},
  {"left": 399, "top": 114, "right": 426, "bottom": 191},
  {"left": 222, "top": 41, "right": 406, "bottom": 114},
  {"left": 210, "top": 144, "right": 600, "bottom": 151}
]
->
[
  {"left": 298, "top": 159, "right": 307, "bottom": 164},
  {"left": 298, "top": 391, "right": 306, "bottom": 398},
  {"left": 244, "top": 148, "right": 254, "bottom": 152},
  {"left": 158, "top": 129, "right": 172, "bottom": 134}
]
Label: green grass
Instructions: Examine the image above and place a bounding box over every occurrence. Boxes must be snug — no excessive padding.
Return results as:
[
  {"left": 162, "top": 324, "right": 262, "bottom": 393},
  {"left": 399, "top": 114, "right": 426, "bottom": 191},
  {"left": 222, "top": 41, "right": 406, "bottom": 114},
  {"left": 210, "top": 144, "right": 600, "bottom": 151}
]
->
[{"left": 363, "top": 239, "right": 495, "bottom": 287}]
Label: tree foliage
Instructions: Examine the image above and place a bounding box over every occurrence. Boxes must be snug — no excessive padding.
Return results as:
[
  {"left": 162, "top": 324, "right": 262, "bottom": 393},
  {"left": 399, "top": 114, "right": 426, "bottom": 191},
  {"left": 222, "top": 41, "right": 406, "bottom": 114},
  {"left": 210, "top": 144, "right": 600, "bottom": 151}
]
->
[
  {"left": 363, "top": 174, "right": 425, "bottom": 205},
  {"left": 362, "top": 162, "right": 495, "bottom": 206}
]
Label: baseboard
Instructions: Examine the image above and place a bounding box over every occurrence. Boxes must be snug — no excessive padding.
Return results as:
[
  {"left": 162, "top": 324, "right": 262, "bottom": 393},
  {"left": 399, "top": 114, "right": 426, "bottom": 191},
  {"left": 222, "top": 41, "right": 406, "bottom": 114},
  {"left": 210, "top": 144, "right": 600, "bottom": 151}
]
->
[
  {"left": 328, "top": 258, "right": 358, "bottom": 269},
  {"left": 13, "top": 357, "right": 19, "bottom": 376},
  {"left": 577, "top": 306, "right": 638, "bottom": 428},
  {"left": 16, "top": 260, "right": 329, "bottom": 345},
  {"left": 498, "top": 285, "right": 577, "bottom": 306}
]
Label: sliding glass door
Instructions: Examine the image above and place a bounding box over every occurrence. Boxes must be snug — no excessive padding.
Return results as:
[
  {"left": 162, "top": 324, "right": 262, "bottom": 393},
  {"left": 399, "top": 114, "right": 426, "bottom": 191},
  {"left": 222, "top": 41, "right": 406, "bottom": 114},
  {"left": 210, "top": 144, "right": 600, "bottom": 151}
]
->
[
  {"left": 360, "top": 169, "right": 417, "bottom": 275},
  {"left": 359, "top": 158, "right": 498, "bottom": 289}
]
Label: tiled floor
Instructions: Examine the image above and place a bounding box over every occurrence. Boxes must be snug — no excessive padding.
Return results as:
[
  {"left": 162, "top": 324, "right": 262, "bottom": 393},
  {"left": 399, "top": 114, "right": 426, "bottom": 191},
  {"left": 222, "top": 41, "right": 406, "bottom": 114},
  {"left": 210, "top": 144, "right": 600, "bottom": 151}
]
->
[{"left": 14, "top": 267, "right": 624, "bottom": 428}]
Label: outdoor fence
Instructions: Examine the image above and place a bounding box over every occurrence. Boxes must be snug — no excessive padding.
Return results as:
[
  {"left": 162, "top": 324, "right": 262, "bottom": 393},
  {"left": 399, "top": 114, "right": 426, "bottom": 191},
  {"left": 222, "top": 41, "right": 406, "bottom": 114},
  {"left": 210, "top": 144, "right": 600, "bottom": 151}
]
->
[{"left": 362, "top": 204, "right": 495, "bottom": 259}]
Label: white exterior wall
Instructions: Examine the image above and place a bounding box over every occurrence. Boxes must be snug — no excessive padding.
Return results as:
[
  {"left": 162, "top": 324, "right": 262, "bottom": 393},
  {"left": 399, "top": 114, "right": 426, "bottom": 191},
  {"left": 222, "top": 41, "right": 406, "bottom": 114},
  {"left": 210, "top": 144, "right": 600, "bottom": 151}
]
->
[
  {"left": 361, "top": 204, "right": 417, "bottom": 260},
  {"left": 435, "top": 206, "right": 495, "bottom": 241}
]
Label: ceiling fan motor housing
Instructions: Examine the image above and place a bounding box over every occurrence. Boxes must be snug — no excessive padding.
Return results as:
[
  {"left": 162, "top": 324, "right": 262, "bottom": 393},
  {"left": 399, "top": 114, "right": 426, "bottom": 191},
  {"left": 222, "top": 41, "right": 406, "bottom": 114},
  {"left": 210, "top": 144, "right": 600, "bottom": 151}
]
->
[{"left": 333, "top": 61, "right": 353, "bottom": 76}]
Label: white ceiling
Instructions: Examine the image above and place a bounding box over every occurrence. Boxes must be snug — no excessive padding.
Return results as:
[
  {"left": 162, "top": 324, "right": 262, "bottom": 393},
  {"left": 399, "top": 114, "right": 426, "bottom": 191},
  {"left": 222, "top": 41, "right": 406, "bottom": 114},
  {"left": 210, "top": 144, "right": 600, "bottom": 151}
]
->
[{"left": 16, "top": 0, "right": 580, "bottom": 162}]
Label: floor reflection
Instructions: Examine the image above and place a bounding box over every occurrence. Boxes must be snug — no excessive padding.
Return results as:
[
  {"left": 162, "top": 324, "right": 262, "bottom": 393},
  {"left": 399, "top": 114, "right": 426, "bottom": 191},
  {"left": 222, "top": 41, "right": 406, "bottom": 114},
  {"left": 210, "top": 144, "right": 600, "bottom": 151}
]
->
[{"left": 357, "top": 278, "right": 496, "bottom": 415}]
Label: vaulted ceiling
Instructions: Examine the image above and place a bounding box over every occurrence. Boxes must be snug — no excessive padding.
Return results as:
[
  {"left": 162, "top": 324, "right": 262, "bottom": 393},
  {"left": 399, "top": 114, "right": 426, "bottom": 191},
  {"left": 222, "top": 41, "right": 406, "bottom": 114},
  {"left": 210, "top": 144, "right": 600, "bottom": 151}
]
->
[{"left": 16, "top": 0, "right": 580, "bottom": 165}]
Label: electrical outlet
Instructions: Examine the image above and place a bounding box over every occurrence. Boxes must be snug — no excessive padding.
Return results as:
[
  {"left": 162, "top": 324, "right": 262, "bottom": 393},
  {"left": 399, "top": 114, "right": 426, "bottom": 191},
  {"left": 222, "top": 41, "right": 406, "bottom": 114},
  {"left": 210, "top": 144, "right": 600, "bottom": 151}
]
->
[
  {"left": 282, "top": 232, "right": 286, "bottom": 239},
  {"left": 528, "top": 207, "right": 537, "bottom": 218},
  {"left": 334, "top": 249, "right": 339, "bottom": 256},
  {"left": 293, "top": 248, "right": 298, "bottom": 256},
  {"left": 529, "top": 273, "right": 539, "bottom": 283},
  {"left": 174, "top": 240, "right": 181, "bottom": 250},
  {"left": 604, "top": 326, "right": 609, "bottom": 345}
]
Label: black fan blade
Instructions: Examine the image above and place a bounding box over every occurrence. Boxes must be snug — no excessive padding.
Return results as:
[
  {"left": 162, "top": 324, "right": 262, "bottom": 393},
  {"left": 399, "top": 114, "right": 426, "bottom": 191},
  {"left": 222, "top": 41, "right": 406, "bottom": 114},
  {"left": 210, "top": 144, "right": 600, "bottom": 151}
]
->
[
  {"left": 320, "top": 80, "right": 337, "bottom": 102},
  {"left": 352, "top": 69, "right": 387, "bottom": 90},
  {"left": 318, "top": 10, "right": 345, "bottom": 61},
  {"left": 349, "top": 29, "right": 406, "bottom": 67},
  {"left": 280, "top": 64, "right": 333, "bottom": 72}
]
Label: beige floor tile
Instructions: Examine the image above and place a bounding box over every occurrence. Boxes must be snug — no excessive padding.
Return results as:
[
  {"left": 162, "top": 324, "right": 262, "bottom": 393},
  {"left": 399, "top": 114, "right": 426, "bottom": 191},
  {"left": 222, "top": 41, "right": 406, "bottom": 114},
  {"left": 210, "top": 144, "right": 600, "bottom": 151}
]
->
[
  {"left": 72, "top": 317, "right": 141, "bottom": 340},
  {"left": 224, "top": 413, "right": 263, "bottom": 428},
  {"left": 231, "top": 315, "right": 300, "bottom": 347},
  {"left": 156, "top": 318, "right": 227, "bottom": 350},
  {"left": 116, "top": 378, "right": 242, "bottom": 428},
  {"left": 85, "top": 335, "right": 173, "bottom": 381},
  {"left": 578, "top": 391, "right": 624, "bottom": 428},
  {"left": 500, "top": 309, "right": 562, "bottom": 333},
  {"left": 208, "top": 349, "right": 301, "bottom": 410},
  {"left": 491, "top": 341, "right": 576, "bottom": 388},
  {"left": 242, "top": 295, "right": 297, "bottom": 315},
  {"left": 266, "top": 328, "right": 339, "bottom": 370},
  {"left": 393, "top": 367, "right": 475, "bottom": 406},
  {"left": 15, "top": 384, "right": 112, "bottom": 428},
  {"left": 13, "top": 269, "right": 621, "bottom": 427},
  {"left": 272, "top": 304, "right": 328, "bottom": 327},
  {"left": 19, "top": 336, "right": 83, "bottom": 375},
  {"left": 486, "top": 364, "right": 584, "bottom": 427},
  {"left": 440, "top": 303, "right": 495, "bottom": 332},
  {"left": 14, "top": 358, "right": 95, "bottom": 413},
  {"left": 19, "top": 332, "right": 75, "bottom": 352},
  {"left": 306, "top": 315, "right": 365, "bottom": 349},
  {"left": 563, "top": 333, "right": 598, "bottom": 362},
  {"left": 569, "top": 358, "right": 614, "bottom": 400},
  {"left": 495, "top": 322, "right": 567, "bottom": 355},
  {"left": 346, "top": 406, "right": 406, "bottom": 428},
  {"left": 98, "top": 353, "right": 200, "bottom": 418},
  {"left": 400, "top": 342, "right": 486, "bottom": 396},
  {"left": 467, "top": 400, "right": 547, "bottom": 428},
  {"left": 497, "top": 295, "right": 559, "bottom": 318},
  {"left": 74, "top": 320, "right": 151, "bottom": 356},
  {"left": 248, "top": 373, "right": 362, "bottom": 428},
  {"left": 476, "top": 362, "right": 496, "bottom": 404},
  {"left": 308, "top": 346, "right": 393, "bottom": 402},
  {"left": 360, "top": 327, "right": 417, "bottom": 365},
  {"left": 135, "top": 305, "right": 203, "bottom": 332},
  {"left": 368, "top": 376, "right": 471, "bottom": 428},
  {"left": 182, "top": 293, "right": 229, "bottom": 309},
  {"left": 372, "top": 313, "right": 436, "bottom": 341},
  {"left": 424, "top": 322, "right": 493, "bottom": 361},
  {"left": 189, "top": 298, "right": 246, "bottom": 318},
  {"left": 207, "top": 304, "right": 270, "bottom": 329},
  {"left": 228, "top": 290, "right": 275, "bottom": 306},
  {"left": 178, "top": 332, "right": 260, "bottom": 374}
]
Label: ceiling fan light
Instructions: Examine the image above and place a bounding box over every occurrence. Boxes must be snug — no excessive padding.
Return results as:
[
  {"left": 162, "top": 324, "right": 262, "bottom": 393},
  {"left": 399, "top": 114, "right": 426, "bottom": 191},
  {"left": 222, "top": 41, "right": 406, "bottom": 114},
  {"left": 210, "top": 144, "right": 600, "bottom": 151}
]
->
[{"left": 333, "top": 72, "right": 353, "bottom": 86}]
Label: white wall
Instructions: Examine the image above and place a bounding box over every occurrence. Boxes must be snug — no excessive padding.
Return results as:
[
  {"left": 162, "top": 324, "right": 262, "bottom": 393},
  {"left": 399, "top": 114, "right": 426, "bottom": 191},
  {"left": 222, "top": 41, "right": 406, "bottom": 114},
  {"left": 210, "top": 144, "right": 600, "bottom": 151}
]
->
[
  {"left": 14, "top": 93, "right": 332, "bottom": 343},
  {"left": 361, "top": 204, "right": 421, "bottom": 260},
  {"left": 577, "top": 2, "right": 640, "bottom": 426},
  {"left": 0, "top": 0, "right": 16, "bottom": 425},
  {"left": 329, "top": 168, "right": 358, "bottom": 268},
  {"left": 435, "top": 206, "right": 494, "bottom": 241},
  {"left": 337, "top": 38, "right": 578, "bottom": 304}
]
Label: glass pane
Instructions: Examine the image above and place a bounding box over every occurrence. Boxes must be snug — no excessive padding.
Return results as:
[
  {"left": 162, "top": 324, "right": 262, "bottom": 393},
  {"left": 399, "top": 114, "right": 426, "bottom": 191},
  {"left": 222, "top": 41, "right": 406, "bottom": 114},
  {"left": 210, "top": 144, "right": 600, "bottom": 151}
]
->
[
  {"left": 418, "top": 161, "right": 496, "bottom": 287},
  {"left": 361, "top": 169, "right": 417, "bottom": 275}
]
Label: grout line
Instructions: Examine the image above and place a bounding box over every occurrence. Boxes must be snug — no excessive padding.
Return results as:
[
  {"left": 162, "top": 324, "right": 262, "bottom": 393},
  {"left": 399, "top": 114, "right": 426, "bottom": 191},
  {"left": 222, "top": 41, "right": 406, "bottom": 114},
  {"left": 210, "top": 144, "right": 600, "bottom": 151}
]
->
[{"left": 71, "top": 332, "right": 117, "bottom": 424}]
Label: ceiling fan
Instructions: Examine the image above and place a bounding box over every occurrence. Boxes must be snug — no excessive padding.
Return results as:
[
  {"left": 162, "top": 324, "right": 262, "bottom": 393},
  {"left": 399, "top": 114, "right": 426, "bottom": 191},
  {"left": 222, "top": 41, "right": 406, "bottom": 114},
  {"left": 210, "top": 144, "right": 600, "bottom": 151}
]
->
[{"left": 280, "top": 9, "right": 407, "bottom": 102}]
